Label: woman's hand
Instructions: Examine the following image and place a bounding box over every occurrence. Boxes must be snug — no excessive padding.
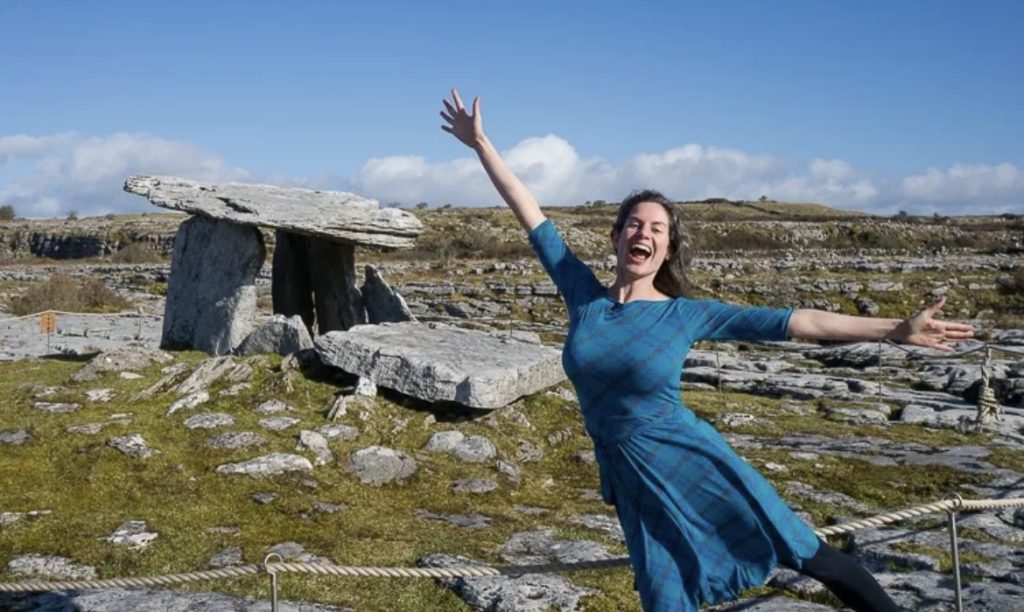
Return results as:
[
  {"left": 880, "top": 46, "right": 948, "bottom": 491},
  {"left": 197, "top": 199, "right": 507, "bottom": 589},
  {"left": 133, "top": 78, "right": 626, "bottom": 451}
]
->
[
  {"left": 440, "top": 89, "right": 484, "bottom": 149},
  {"left": 888, "top": 297, "right": 975, "bottom": 351}
]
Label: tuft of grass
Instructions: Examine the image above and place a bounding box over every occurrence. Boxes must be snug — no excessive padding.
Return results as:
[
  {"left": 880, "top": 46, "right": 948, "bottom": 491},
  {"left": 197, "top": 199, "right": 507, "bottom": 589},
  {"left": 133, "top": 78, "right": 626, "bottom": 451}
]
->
[
  {"left": 110, "top": 242, "right": 165, "bottom": 264},
  {"left": 3, "top": 272, "right": 131, "bottom": 316}
]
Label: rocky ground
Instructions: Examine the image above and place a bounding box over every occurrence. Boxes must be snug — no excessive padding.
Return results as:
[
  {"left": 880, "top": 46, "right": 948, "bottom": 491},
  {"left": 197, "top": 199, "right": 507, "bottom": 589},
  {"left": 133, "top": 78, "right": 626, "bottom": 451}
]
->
[{"left": 1, "top": 205, "right": 1022, "bottom": 611}]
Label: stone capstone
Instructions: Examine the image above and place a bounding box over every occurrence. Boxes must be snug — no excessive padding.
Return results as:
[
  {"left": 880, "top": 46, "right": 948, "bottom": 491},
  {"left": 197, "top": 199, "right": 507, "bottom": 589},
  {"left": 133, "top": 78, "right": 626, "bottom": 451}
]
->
[
  {"left": 316, "top": 322, "right": 565, "bottom": 409},
  {"left": 160, "top": 216, "right": 264, "bottom": 355},
  {"left": 125, "top": 175, "right": 422, "bottom": 248},
  {"left": 347, "top": 446, "right": 417, "bottom": 485},
  {"left": 235, "top": 314, "right": 314, "bottom": 357}
]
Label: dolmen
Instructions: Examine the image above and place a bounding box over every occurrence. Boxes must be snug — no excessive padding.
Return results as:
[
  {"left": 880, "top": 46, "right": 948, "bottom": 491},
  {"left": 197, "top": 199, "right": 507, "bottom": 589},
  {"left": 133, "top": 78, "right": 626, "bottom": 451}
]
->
[
  {"left": 124, "top": 176, "right": 422, "bottom": 354},
  {"left": 125, "top": 176, "right": 567, "bottom": 409}
]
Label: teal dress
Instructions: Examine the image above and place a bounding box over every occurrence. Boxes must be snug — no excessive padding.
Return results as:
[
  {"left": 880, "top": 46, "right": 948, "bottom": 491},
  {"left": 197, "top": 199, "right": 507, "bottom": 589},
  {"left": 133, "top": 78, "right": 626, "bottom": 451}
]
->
[{"left": 528, "top": 219, "right": 821, "bottom": 611}]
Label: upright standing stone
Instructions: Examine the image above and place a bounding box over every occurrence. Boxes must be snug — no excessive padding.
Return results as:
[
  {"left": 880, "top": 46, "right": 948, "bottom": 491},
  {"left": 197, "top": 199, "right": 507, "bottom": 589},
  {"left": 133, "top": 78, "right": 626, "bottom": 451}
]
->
[
  {"left": 272, "top": 230, "right": 316, "bottom": 333},
  {"left": 362, "top": 265, "right": 415, "bottom": 324},
  {"left": 163, "top": 217, "right": 264, "bottom": 354},
  {"left": 272, "top": 231, "right": 365, "bottom": 335}
]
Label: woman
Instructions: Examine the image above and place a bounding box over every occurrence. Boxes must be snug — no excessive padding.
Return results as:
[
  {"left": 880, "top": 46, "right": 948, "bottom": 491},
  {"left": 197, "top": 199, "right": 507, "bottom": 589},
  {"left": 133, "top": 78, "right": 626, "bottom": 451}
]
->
[{"left": 440, "top": 89, "right": 974, "bottom": 612}]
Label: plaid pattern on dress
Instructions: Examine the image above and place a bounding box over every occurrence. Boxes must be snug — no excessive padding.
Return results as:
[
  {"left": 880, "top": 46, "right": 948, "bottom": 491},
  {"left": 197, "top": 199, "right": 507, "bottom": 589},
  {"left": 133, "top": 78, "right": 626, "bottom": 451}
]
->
[{"left": 528, "top": 219, "right": 821, "bottom": 612}]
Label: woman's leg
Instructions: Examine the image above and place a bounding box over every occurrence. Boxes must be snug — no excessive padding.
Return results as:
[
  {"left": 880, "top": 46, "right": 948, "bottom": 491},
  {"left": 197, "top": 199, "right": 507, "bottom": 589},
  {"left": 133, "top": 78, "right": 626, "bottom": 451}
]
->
[{"left": 796, "top": 541, "right": 902, "bottom": 612}]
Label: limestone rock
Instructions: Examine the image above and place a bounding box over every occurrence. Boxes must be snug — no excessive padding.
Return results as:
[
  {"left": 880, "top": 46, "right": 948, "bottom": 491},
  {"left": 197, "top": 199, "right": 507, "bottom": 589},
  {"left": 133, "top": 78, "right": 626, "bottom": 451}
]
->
[
  {"left": 419, "top": 553, "right": 597, "bottom": 612},
  {"left": 216, "top": 453, "right": 313, "bottom": 477},
  {"left": 317, "top": 424, "right": 358, "bottom": 441},
  {"left": 260, "top": 416, "right": 301, "bottom": 431},
  {"left": 362, "top": 265, "right": 416, "bottom": 324},
  {"left": 297, "top": 430, "right": 334, "bottom": 466},
  {"left": 235, "top": 314, "right": 314, "bottom": 356},
  {"left": 255, "top": 399, "right": 293, "bottom": 414},
  {"left": 125, "top": 175, "right": 422, "bottom": 248},
  {"left": 184, "top": 412, "right": 235, "bottom": 430},
  {"left": 0, "top": 588, "right": 350, "bottom": 611},
  {"left": 161, "top": 216, "right": 263, "bottom": 355},
  {"left": 316, "top": 322, "right": 565, "bottom": 409},
  {"left": 206, "top": 431, "right": 267, "bottom": 450},
  {"left": 166, "top": 390, "right": 210, "bottom": 416},
  {"left": 5, "top": 554, "right": 97, "bottom": 580},
  {"left": 0, "top": 429, "right": 29, "bottom": 446},
  {"left": 102, "top": 520, "right": 158, "bottom": 549},
  {"left": 107, "top": 433, "right": 159, "bottom": 459},
  {"left": 348, "top": 446, "right": 417, "bottom": 485},
  {"left": 451, "top": 478, "right": 498, "bottom": 494},
  {"left": 209, "top": 546, "right": 244, "bottom": 569},
  {"left": 33, "top": 401, "right": 80, "bottom": 413},
  {"left": 71, "top": 347, "right": 173, "bottom": 382},
  {"left": 414, "top": 509, "right": 492, "bottom": 530}
]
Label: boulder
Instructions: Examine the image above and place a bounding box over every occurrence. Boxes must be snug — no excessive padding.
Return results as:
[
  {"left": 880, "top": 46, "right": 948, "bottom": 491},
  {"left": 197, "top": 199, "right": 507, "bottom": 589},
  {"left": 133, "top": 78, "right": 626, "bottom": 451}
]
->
[
  {"left": 347, "top": 446, "right": 417, "bottom": 485},
  {"left": 316, "top": 322, "right": 565, "bottom": 409},
  {"left": 216, "top": 453, "right": 313, "bottom": 477},
  {"left": 235, "top": 314, "right": 314, "bottom": 356}
]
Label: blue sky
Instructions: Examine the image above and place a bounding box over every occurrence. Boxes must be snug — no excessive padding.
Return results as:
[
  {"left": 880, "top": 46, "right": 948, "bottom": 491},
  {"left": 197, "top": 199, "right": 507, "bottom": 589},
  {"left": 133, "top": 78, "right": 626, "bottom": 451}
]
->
[{"left": 1, "top": 0, "right": 1022, "bottom": 217}]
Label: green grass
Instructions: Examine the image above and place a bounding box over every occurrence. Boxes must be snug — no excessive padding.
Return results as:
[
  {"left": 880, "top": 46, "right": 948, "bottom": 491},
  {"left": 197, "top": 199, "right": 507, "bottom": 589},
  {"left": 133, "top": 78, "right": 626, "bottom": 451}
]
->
[{"left": 0, "top": 357, "right": 1018, "bottom": 610}]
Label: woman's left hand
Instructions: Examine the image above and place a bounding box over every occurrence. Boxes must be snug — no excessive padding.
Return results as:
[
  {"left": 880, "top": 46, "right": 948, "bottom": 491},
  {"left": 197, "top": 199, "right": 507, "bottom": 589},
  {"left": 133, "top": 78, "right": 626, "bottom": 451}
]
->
[{"left": 889, "top": 297, "right": 975, "bottom": 351}]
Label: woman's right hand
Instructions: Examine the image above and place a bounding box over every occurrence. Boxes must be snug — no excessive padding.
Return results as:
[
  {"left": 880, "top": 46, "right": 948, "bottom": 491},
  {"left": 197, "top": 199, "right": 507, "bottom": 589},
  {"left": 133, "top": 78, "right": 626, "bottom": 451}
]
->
[{"left": 440, "top": 88, "right": 484, "bottom": 149}]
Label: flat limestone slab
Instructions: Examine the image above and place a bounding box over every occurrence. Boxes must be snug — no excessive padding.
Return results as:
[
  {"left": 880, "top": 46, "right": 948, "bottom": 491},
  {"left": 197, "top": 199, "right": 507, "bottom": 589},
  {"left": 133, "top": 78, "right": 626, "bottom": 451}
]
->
[
  {"left": 315, "top": 322, "right": 566, "bottom": 409},
  {"left": 125, "top": 175, "right": 422, "bottom": 248}
]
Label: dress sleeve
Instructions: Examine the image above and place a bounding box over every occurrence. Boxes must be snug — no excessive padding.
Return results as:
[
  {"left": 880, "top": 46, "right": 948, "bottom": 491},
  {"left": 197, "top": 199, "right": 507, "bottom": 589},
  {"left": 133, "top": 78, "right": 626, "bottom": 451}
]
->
[
  {"left": 528, "top": 219, "right": 603, "bottom": 314},
  {"left": 688, "top": 299, "right": 793, "bottom": 343}
]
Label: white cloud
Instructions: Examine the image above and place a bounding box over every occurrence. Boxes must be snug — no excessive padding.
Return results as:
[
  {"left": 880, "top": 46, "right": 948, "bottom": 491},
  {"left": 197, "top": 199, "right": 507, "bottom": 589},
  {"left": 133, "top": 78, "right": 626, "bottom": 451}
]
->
[
  {"left": 0, "top": 130, "right": 1018, "bottom": 218},
  {"left": 899, "top": 163, "right": 1024, "bottom": 214},
  {"left": 0, "top": 132, "right": 247, "bottom": 218}
]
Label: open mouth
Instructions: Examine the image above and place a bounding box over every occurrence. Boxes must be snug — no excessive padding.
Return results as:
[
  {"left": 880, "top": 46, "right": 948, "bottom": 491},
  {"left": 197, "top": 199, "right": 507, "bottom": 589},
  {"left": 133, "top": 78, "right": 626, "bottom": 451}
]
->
[{"left": 627, "top": 243, "right": 652, "bottom": 263}]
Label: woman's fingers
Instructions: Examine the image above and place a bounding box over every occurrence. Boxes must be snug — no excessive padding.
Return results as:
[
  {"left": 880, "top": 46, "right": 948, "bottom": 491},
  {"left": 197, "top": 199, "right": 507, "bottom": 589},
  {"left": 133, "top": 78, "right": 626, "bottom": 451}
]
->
[
  {"left": 443, "top": 99, "right": 459, "bottom": 118},
  {"left": 452, "top": 89, "right": 465, "bottom": 112},
  {"left": 441, "top": 125, "right": 453, "bottom": 134},
  {"left": 440, "top": 110, "right": 454, "bottom": 124},
  {"left": 473, "top": 96, "right": 481, "bottom": 118}
]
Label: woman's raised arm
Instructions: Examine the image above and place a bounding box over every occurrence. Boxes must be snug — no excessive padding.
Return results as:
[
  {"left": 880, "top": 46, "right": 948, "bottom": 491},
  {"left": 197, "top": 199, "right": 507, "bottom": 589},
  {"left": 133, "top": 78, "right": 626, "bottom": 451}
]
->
[
  {"left": 440, "top": 89, "right": 546, "bottom": 233},
  {"left": 788, "top": 297, "right": 975, "bottom": 351}
]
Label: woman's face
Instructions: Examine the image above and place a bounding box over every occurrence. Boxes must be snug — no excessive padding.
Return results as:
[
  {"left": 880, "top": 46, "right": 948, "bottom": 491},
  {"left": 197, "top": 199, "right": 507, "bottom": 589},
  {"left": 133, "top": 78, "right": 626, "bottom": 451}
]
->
[{"left": 613, "top": 200, "right": 672, "bottom": 279}]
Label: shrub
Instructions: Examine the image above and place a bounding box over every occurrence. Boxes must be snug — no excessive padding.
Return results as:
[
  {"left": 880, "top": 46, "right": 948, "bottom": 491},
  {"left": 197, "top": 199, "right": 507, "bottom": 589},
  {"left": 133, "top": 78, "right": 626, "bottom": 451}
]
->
[
  {"left": 0, "top": 205, "right": 15, "bottom": 221},
  {"left": 66, "top": 210, "right": 79, "bottom": 221},
  {"left": 4, "top": 273, "right": 131, "bottom": 316},
  {"left": 110, "top": 242, "right": 164, "bottom": 264}
]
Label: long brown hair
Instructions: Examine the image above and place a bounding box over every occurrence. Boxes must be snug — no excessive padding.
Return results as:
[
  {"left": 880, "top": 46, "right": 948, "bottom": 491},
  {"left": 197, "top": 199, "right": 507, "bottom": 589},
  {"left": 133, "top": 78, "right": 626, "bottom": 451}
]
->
[{"left": 611, "top": 189, "right": 693, "bottom": 297}]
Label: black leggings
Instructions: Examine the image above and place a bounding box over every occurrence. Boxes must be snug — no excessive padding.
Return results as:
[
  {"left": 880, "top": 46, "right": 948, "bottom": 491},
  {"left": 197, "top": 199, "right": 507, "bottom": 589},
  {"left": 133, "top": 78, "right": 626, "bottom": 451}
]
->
[{"left": 792, "top": 541, "right": 902, "bottom": 612}]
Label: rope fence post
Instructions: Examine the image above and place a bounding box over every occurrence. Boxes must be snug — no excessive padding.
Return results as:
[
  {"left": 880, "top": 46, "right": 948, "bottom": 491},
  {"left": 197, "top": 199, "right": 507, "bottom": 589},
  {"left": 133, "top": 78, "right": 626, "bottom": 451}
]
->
[
  {"left": 715, "top": 345, "right": 722, "bottom": 392},
  {"left": 263, "top": 553, "right": 282, "bottom": 612},
  {"left": 947, "top": 496, "right": 964, "bottom": 612},
  {"left": 876, "top": 339, "right": 883, "bottom": 399}
]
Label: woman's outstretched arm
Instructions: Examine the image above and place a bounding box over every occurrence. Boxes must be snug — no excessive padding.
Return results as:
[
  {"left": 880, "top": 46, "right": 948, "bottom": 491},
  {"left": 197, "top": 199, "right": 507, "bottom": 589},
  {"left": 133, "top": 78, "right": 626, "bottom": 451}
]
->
[
  {"left": 788, "top": 297, "right": 975, "bottom": 351},
  {"left": 440, "top": 89, "right": 546, "bottom": 233}
]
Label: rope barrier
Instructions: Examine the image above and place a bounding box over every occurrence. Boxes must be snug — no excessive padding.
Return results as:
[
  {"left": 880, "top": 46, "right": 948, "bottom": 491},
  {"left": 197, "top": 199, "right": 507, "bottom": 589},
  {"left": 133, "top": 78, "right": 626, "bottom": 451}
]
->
[
  {"left": 0, "top": 310, "right": 155, "bottom": 322},
  {"left": 1, "top": 496, "right": 1021, "bottom": 593}
]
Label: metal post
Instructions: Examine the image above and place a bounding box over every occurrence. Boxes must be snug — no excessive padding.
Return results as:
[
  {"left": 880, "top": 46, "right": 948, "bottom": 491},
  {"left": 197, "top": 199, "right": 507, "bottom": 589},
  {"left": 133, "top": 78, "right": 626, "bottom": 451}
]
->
[
  {"left": 947, "top": 510, "right": 963, "bottom": 612},
  {"left": 876, "top": 340, "right": 883, "bottom": 398},
  {"left": 715, "top": 346, "right": 722, "bottom": 392},
  {"left": 263, "top": 553, "right": 282, "bottom": 612}
]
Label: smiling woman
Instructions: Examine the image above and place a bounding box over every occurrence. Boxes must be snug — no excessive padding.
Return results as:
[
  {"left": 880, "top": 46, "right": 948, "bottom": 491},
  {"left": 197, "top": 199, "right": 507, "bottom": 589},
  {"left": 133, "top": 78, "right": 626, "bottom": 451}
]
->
[{"left": 439, "top": 87, "right": 973, "bottom": 612}]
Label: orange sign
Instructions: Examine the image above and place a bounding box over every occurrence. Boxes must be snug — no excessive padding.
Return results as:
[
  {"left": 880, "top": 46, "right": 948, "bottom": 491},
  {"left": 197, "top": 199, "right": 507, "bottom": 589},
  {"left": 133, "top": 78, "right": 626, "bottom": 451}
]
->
[{"left": 40, "top": 311, "right": 56, "bottom": 334}]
